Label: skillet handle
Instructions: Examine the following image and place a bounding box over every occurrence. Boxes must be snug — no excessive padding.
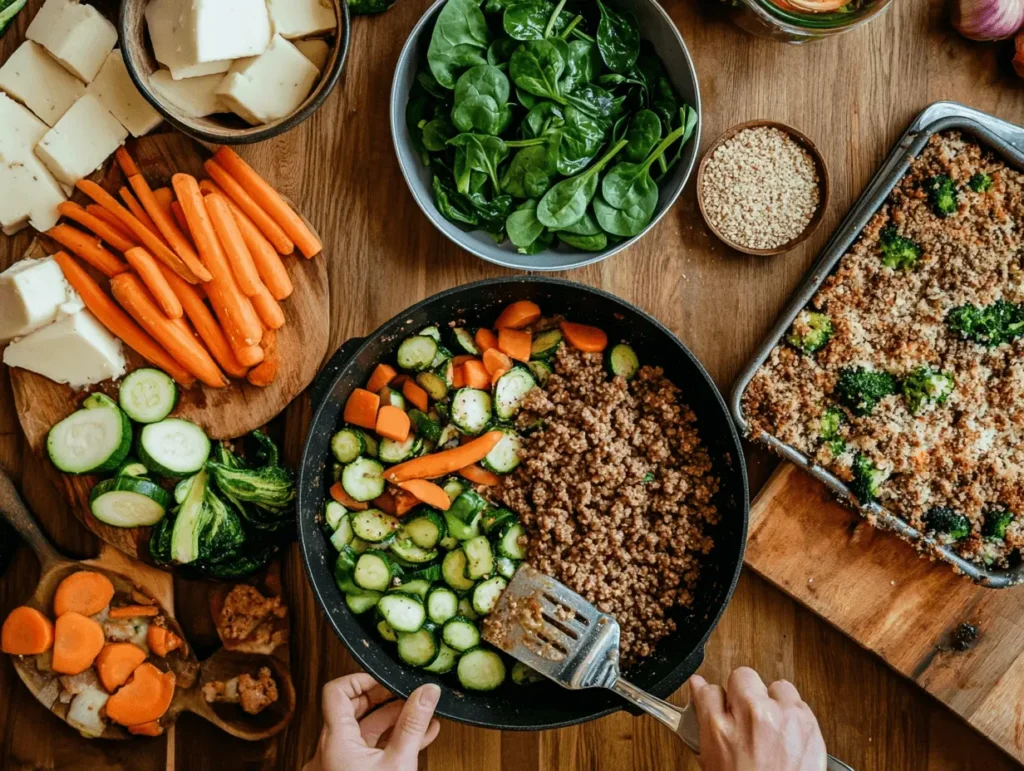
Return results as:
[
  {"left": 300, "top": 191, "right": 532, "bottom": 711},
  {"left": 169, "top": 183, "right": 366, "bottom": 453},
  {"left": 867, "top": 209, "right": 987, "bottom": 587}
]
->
[
  {"left": 309, "top": 337, "right": 367, "bottom": 409},
  {"left": 620, "top": 645, "right": 705, "bottom": 717}
]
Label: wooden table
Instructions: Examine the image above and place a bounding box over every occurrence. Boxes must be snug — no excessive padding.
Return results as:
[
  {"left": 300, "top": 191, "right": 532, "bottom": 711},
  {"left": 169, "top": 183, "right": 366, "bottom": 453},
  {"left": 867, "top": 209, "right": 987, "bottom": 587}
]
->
[{"left": 1, "top": 0, "right": 1022, "bottom": 768}]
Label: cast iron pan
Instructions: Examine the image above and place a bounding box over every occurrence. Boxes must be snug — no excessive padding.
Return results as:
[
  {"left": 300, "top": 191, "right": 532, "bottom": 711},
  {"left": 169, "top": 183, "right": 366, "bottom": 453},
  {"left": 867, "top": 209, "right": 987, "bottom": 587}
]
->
[{"left": 297, "top": 277, "right": 749, "bottom": 730}]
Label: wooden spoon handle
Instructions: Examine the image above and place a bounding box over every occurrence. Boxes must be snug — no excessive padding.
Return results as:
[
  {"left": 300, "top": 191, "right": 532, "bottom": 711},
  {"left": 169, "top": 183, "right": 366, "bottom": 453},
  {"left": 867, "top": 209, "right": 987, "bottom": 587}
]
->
[{"left": 0, "top": 470, "right": 63, "bottom": 570}]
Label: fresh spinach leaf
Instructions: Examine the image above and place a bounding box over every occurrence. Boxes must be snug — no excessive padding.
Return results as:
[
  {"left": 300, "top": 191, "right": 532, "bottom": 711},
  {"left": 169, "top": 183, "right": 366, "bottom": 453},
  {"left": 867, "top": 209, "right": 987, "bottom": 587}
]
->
[
  {"left": 557, "top": 106, "right": 608, "bottom": 175},
  {"left": 655, "top": 105, "right": 698, "bottom": 180},
  {"left": 537, "top": 138, "right": 627, "bottom": 228},
  {"left": 416, "top": 70, "right": 450, "bottom": 99},
  {"left": 501, "top": 138, "right": 558, "bottom": 198},
  {"left": 506, "top": 199, "right": 546, "bottom": 249},
  {"left": 427, "top": 0, "right": 492, "bottom": 89},
  {"left": 558, "top": 230, "right": 607, "bottom": 250},
  {"left": 522, "top": 101, "right": 566, "bottom": 138},
  {"left": 622, "top": 109, "right": 661, "bottom": 162},
  {"left": 433, "top": 175, "right": 480, "bottom": 225},
  {"left": 487, "top": 38, "right": 520, "bottom": 66},
  {"left": 422, "top": 116, "right": 457, "bottom": 151},
  {"left": 509, "top": 39, "right": 569, "bottom": 102},
  {"left": 595, "top": 0, "right": 639, "bottom": 73},
  {"left": 503, "top": 0, "right": 570, "bottom": 40},
  {"left": 454, "top": 64, "right": 511, "bottom": 105},
  {"left": 592, "top": 193, "right": 648, "bottom": 237},
  {"left": 564, "top": 83, "right": 623, "bottom": 118},
  {"left": 561, "top": 39, "right": 599, "bottom": 95},
  {"left": 448, "top": 133, "right": 510, "bottom": 192},
  {"left": 452, "top": 67, "right": 512, "bottom": 133},
  {"left": 558, "top": 209, "right": 602, "bottom": 235}
]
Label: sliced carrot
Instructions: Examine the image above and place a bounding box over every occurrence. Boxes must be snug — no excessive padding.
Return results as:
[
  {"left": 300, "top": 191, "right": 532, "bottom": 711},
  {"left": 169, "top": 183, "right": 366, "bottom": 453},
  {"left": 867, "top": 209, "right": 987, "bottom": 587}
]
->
[
  {"left": 482, "top": 348, "right": 512, "bottom": 375},
  {"left": 87, "top": 205, "right": 135, "bottom": 241},
  {"left": 491, "top": 365, "right": 511, "bottom": 386},
  {"left": 205, "top": 192, "right": 263, "bottom": 297},
  {"left": 1, "top": 606, "right": 54, "bottom": 655},
  {"left": 54, "top": 252, "right": 195, "bottom": 387},
  {"left": 372, "top": 489, "right": 398, "bottom": 515},
  {"left": 458, "top": 464, "right": 501, "bottom": 486},
  {"left": 394, "top": 489, "right": 419, "bottom": 516},
  {"left": 58, "top": 202, "right": 136, "bottom": 253},
  {"left": 451, "top": 365, "right": 466, "bottom": 389},
  {"left": 397, "top": 479, "right": 451, "bottom": 511},
  {"left": 560, "top": 321, "right": 608, "bottom": 353},
  {"left": 463, "top": 360, "right": 492, "bottom": 390},
  {"left": 128, "top": 721, "right": 164, "bottom": 737},
  {"left": 120, "top": 187, "right": 161, "bottom": 238},
  {"left": 498, "top": 327, "right": 531, "bottom": 362},
  {"left": 402, "top": 380, "right": 429, "bottom": 412},
  {"left": 366, "top": 363, "right": 397, "bottom": 394},
  {"left": 52, "top": 612, "right": 105, "bottom": 675},
  {"left": 147, "top": 626, "right": 183, "bottom": 657},
  {"left": 343, "top": 388, "right": 380, "bottom": 430},
  {"left": 203, "top": 160, "right": 294, "bottom": 255},
  {"left": 105, "top": 663, "right": 176, "bottom": 727},
  {"left": 376, "top": 405, "right": 411, "bottom": 442},
  {"left": 53, "top": 571, "right": 115, "bottom": 617},
  {"left": 495, "top": 300, "right": 542, "bottom": 330},
  {"left": 250, "top": 283, "right": 285, "bottom": 330},
  {"left": 452, "top": 354, "right": 477, "bottom": 367},
  {"left": 124, "top": 247, "right": 184, "bottom": 319},
  {"left": 95, "top": 642, "right": 147, "bottom": 692},
  {"left": 129, "top": 173, "right": 208, "bottom": 281},
  {"left": 108, "top": 604, "right": 161, "bottom": 619},
  {"left": 213, "top": 147, "right": 322, "bottom": 258},
  {"left": 46, "top": 224, "right": 128, "bottom": 277},
  {"left": 331, "top": 482, "right": 369, "bottom": 511},
  {"left": 115, "top": 147, "right": 140, "bottom": 177},
  {"left": 246, "top": 327, "right": 279, "bottom": 387},
  {"left": 390, "top": 374, "right": 410, "bottom": 388},
  {"left": 385, "top": 431, "right": 504, "bottom": 483},
  {"left": 475, "top": 328, "right": 498, "bottom": 353}
]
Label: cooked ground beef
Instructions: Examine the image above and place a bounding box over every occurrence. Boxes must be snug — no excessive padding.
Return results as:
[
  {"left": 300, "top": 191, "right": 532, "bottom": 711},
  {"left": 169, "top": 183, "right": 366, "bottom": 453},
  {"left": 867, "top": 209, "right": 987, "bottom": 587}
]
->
[
  {"left": 216, "top": 585, "right": 287, "bottom": 646},
  {"left": 496, "top": 346, "right": 719, "bottom": 665},
  {"left": 203, "top": 667, "right": 279, "bottom": 715},
  {"left": 743, "top": 131, "right": 1024, "bottom": 567}
]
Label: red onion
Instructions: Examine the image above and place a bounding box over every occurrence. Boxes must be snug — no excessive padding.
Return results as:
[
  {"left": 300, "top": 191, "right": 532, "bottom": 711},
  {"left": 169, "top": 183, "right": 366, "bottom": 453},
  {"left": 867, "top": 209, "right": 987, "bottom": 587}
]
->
[
  {"left": 1014, "top": 31, "right": 1024, "bottom": 77},
  {"left": 951, "top": 0, "right": 1024, "bottom": 41}
]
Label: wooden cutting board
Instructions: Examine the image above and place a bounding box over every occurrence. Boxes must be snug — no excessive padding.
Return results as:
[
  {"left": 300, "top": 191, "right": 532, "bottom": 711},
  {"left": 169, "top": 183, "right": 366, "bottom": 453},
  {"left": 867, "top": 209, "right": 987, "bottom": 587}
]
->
[
  {"left": 7, "top": 132, "right": 329, "bottom": 560},
  {"left": 746, "top": 463, "right": 1024, "bottom": 764}
]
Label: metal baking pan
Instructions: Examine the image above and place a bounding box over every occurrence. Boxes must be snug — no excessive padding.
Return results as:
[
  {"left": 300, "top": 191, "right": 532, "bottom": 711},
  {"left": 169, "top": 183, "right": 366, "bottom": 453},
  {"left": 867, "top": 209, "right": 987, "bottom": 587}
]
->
[{"left": 730, "top": 101, "right": 1024, "bottom": 588}]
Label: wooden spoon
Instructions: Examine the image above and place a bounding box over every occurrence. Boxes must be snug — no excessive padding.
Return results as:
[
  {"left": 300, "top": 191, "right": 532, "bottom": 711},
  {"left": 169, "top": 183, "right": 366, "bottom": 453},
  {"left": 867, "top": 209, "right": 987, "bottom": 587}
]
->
[{"left": 0, "top": 471, "right": 295, "bottom": 741}]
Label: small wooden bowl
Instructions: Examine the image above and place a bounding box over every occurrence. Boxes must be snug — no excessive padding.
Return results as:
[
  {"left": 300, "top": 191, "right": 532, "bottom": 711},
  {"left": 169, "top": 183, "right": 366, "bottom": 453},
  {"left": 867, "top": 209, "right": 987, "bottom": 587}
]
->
[
  {"left": 118, "top": 0, "right": 350, "bottom": 145},
  {"left": 696, "top": 120, "right": 830, "bottom": 257}
]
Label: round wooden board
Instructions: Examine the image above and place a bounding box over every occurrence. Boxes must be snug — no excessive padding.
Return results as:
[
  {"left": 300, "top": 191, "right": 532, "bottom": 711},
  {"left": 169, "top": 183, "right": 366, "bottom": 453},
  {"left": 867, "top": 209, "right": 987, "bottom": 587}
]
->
[{"left": 8, "top": 132, "right": 329, "bottom": 559}]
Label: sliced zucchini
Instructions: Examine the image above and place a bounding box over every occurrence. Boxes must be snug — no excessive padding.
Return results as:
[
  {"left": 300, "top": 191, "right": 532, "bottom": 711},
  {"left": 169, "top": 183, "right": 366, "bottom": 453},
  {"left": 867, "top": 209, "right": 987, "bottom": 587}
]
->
[
  {"left": 498, "top": 521, "right": 527, "bottom": 560},
  {"left": 439, "top": 535, "right": 460, "bottom": 551},
  {"left": 452, "top": 327, "right": 479, "bottom": 354},
  {"left": 389, "top": 537, "right": 438, "bottom": 564},
  {"left": 341, "top": 457, "right": 386, "bottom": 501},
  {"left": 418, "top": 325, "right": 443, "bottom": 342},
  {"left": 403, "top": 510, "right": 446, "bottom": 549},
  {"left": 346, "top": 591, "right": 383, "bottom": 614},
  {"left": 409, "top": 409, "right": 442, "bottom": 442},
  {"left": 137, "top": 418, "right": 211, "bottom": 477},
  {"left": 423, "top": 642, "right": 459, "bottom": 674},
  {"left": 530, "top": 329, "right": 563, "bottom": 359},
  {"left": 402, "top": 564, "right": 442, "bottom": 582},
  {"left": 397, "top": 627, "right": 439, "bottom": 666},
  {"left": 377, "top": 592, "right": 426, "bottom": 633},
  {"left": 451, "top": 389, "right": 493, "bottom": 435},
  {"left": 378, "top": 386, "right": 406, "bottom": 410},
  {"left": 415, "top": 371, "right": 449, "bottom": 401},
  {"left": 115, "top": 458, "right": 149, "bottom": 478},
  {"left": 463, "top": 535, "right": 494, "bottom": 579},
  {"left": 47, "top": 396, "right": 132, "bottom": 474},
  {"left": 437, "top": 423, "right": 460, "bottom": 448},
  {"left": 173, "top": 475, "right": 195, "bottom": 505},
  {"left": 325, "top": 500, "right": 348, "bottom": 531},
  {"left": 471, "top": 576, "right": 508, "bottom": 615},
  {"left": 481, "top": 508, "right": 516, "bottom": 536},
  {"left": 482, "top": 429, "right": 521, "bottom": 474},
  {"left": 329, "top": 518, "right": 353, "bottom": 552},
  {"left": 442, "top": 549, "right": 476, "bottom": 591},
  {"left": 457, "top": 596, "right": 480, "bottom": 621},
  {"left": 351, "top": 508, "right": 400, "bottom": 542},
  {"left": 170, "top": 469, "right": 209, "bottom": 564},
  {"left": 333, "top": 546, "right": 361, "bottom": 594},
  {"left": 442, "top": 616, "right": 481, "bottom": 652},
  {"left": 89, "top": 477, "right": 170, "bottom": 528},
  {"left": 494, "top": 368, "right": 537, "bottom": 420},
  {"left": 449, "top": 490, "right": 488, "bottom": 524},
  {"left": 426, "top": 586, "right": 460, "bottom": 624},
  {"left": 349, "top": 537, "right": 371, "bottom": 555},
  {"left": 444, "top": 509, "right": 481, "bottom": 541},
  {"left": 397, "top": 336, "right": 439, "bottom": 372},
  {"left": 457, "top": 648, "right": 507, "bottom": 691},
  {"left": 390, "top": 578, "right": 432, "bottom": 599},
  {"left": 511, "top": 661, "right": 545, "bottom": 685},
  {"left": 442, "top": 478, "right": 466, "bottom": 502},
  {"left": 377, "top": 619, "right": 398, "bottom": 642},
  {"left": 527, "top": 360, "right": 552, "bottom": 386},
  {"left": 354, "top": 429, "right": 379, "bottom": 458},
  {"left": 378, "top": 435, "right": 422, "bottom": 464},
  {"left": 606, "top": 343, "right": 640, "bottom": 380},
  {"left": 354, "top": 550, "right": 395, "bottom": 592},
  {"left": 330, "top": 428, "right": 365, "bottom": 463},
  {"left": 430, "top": 346, "right": 453, "bottom": 370},
  {"left": 118, "top": 368, "right": 178, "bottom": 423}
]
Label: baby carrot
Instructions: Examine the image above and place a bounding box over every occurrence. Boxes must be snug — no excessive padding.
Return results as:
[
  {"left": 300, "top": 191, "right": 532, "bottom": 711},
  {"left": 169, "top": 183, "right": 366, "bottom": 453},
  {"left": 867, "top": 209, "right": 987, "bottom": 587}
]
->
[
  {"left": 58, "top": 202, "right": 136, "bottom": 253},
  {"left": 124, "top": 247, "right": 184, "bottom": 319},
  {"left": 385, "top": 431, "right": 504, "bottom": 484},
  {"left": 203, "top": 160, "right": 294, "bottom": 255},
  {"left": 87, "top": 205, "right": 135, "bottom": 241},
  {"left": 115, "top": 147, "right": 140, "bottom": 177},
  {"left": 120, "top": 187, "right": 160, "bottom": 238},
  {"left": 246, "top": 327, "right": 279, "bottom": 388},
  {"left": 458, "top": 464, "right": 501, "bottom": 486},
  {"left": 250, "top": 283, "right": 285, "bottom": 330},
  {"left": 205, "top": 193, "right": 262, "bottom": 296},
  {"left": 129, "top": 173, "right": 208, "bottom": 282},
  {"left": 46, "top": 224, "right": 128, "bottom": 277}
]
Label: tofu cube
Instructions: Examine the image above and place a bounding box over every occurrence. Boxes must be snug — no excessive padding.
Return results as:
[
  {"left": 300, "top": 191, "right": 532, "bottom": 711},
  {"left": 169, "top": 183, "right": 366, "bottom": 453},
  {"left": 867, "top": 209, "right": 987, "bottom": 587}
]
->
[
  {"left": 26, "top": 0, "right": 118, "bottom": 83},
  {"left": 216, "top": 36, "right": 319, "bottom": 125},
  {"left": 267, "top": 0, "right": 337, "bottom": 40},
  {"left": 0, "top": 256, "right": 75, "bottom": 343},
  {"left": 145, "top": 0, "right": 271, "bottom": 72},
  {"left": 35, "top": 94, "right": 129, "bottom": 187},
  {"left": 145, "top": 0, "right": 232, "bottom": 80},
  {"left": 148, "top": 69, "right": 224, "bottom": 119},
  {"left": 0, "top": 41, "right": 87, "bottom": 127},
  {"left": 86, "top": 50, "right": 163, "bottom": 137},
  {"left": 0, "top": 93, "right": 66, "bottom": 234},
  {"left": 295, "top": 39, "right": 330, "bottom": 72},
  {"left": 3, "top": 308, "right": 127, "bottom": 388}
]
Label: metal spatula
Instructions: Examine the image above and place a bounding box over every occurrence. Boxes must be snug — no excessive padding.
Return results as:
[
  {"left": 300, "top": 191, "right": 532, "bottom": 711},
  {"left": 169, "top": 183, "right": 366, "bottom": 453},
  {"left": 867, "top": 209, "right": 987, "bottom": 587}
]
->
[{"left": 483, "top": 564, "right": 854, "bottom": 771}]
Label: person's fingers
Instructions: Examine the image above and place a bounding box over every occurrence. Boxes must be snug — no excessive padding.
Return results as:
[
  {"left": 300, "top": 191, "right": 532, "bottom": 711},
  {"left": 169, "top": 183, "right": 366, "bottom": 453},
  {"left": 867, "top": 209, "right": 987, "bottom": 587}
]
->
[
  {"left": 359, "top": 700, "right": 405, "bottom": 747},
  {"left": 383, "top": 683, "right": 442, "bottom": 762},
  {"left": 767, "top": 679, "right": 803, "bottom": 706},
  {"left": 726, "top": 667, "right": 769, "bottom": 711},
  {"left": 420, "top": 718, "right": 441, "bottom": 750},
  {"left": 688, "top": 674, "right": 726, "bottom": 727}
]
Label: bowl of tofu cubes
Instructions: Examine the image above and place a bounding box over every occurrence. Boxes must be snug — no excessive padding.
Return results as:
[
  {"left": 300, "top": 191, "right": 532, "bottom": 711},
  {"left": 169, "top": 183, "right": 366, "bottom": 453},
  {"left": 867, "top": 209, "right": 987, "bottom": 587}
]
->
[{"left": 120, "top": 0, "right": 349, "bottom": 144}]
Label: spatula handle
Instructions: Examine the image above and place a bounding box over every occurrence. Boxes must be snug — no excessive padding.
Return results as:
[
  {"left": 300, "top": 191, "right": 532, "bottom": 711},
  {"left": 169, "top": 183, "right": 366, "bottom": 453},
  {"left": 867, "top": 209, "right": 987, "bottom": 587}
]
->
[{"left": 0, "top": 470, "right": 62, "bottom": 570}]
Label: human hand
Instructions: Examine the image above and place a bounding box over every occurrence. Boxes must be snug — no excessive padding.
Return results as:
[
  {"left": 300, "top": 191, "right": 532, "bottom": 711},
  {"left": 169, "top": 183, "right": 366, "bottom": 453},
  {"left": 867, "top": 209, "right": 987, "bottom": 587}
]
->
[
  {"left": 303, "top": 673, "right": 442, "bottom": 771},
  {"left": 688, "top": 667, "right": 827, "bottom": 771}
]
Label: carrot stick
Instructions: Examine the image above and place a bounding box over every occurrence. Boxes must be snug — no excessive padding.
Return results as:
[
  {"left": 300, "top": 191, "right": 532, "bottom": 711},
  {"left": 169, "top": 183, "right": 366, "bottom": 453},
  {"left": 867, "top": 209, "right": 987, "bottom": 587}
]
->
[
  {"left": 108, "top": 604, "right": 160, "bottom": 619},
  {"left": 77, "top": 180, "right": 203, "bottom": 285},
  {"left": 120, "top": 187, "right": 160, "bottom": 237},
  {"left": 213, "top": 147, "right": 322, "bottom": 258},
  {"left": 54, "top": 571, "right": 115, "bottom": 617},
  {"left": 463, "top": 359, "right": 491, "bottom": 390},
  {"left": 402, "top": 380, "right": 429, "bottom": 412},
  {"left": 111, "top": 273, "right": 229, "bottom": 388},
  {"left": 156, "top": 263, "right": 248, "bottom": 379},
  {"left": 52, "top": 612, "right": 105, "bottom": 675},
  {"left": 366, "top": 363, "right": 397, "bottom": 394},
  {"left": 452, "top": 365, "right": 466, "bottom": 389},
  {"left": 171, "top": 201, "right": 190, "bottom": 236},
  {"left": 495, "top": 300, "right": 542, "bottom": 330},
  {"left": 246, "top": 327, "right": 279, "bottom": 387},
  {"left": 129, "top": 173, "right": 209, "bottom": 282},
  {"left": 153, "top": 187, "right": 173, "bottom": 209},
  {"left": 376, "top": 405, "right": 410, "bottom": 442},
  {"left": 96, "top": 642, "right": 147, "bottom": 692},
  {"left": 458, "top": 463, "right": 501, "bottom": 486},
  {"left": 560, "top": 321, "right": 608, "bottom": 353},
  {"left": 385, "top": 431, "right": 504, "bottom": 483},
  {"left": 124, "top": 248, "right": 184, "bottom": 319},
  {"left": 203, "top": 160, "right": 295, "bottom": 255},
  {"left": 147, "top": 626, "right": 183, "bottom": 657},
  {"left": 172, "top": 174, "right": 262, "bottom": 351},
  {"left": 115, "top": 146, "right": 140, "bottom": 178},
  {"left": 343, "top": 388, "right": 380, "bottom": 430},
  {"left": 58, "top": 202, "right": 136, "bottom": 253},
  {"left": 106, "top": 663, "right": 176, "bottom": 726},
  {"left": 1, "top": 607, "right": 54, "bottom": 655},
  {"left": 205, "top": 193, "right": 262, "bottom": 296},
  {"left": 394, "top": 489, "right": 419, "bottom": 516},
  {"left": 250, "top": 283, "right": 285, "bottom": 330},
  {"left": 330, "top": 482, "right": 369, "bottom": 511},
  {"left": 482, "top": 348, "right": 512, "bottom": 376},
  {"left": 396, "top": 479, "right": 451, "bottom": 511},
  {"left": 53, "top": 252, "right": 196, "bottom": 386},
  {"left": 46, "top": 224, "right": 129, "bottom": 278},
  {"left": 200, "top": 179, "right": 293, "bottom": 300},
  {"left": 88, "top": 204, "right": 135, "bottom": 240},
  {"left": 498, "top": 327, "right": 531, "bottom": 362}
]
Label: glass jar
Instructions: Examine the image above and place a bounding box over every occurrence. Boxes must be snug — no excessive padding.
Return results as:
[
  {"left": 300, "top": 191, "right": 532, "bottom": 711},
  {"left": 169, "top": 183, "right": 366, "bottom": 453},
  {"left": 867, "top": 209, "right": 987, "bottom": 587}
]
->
[{"left": 727, "top": 0, "right": 894, "bottom": 42}]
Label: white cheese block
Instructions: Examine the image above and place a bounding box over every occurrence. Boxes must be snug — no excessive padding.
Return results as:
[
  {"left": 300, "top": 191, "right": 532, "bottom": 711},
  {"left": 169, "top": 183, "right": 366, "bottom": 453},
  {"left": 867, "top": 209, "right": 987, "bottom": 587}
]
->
[
  {"left": 0, "top": 41, "right": 87, "bottom": 127},
  {"left": 0, "top": 93, "right": 66, "bottom": 234},
  {"left": 267, "top": 0, "right": 337, "bottom": 40},
  {"left": 25, "top": 0, "right": 118, "bottom": 83},
  {"left": 3, "top": 308, "right": 127, "bottom": 388},
  {"left": 216, "top": 35, "right": 319, "bottom": 125},
  {"left": 35, "top": 94, "right": 129, "bottom": 187},
  {"left": 295, "top": 39, "right": 330, "bottom": 72},
  {"left": 148, "top": 69, "right": 224, "bottom": 118},
  {"left": 86, "top": 50, "right": 163, "bottom": 138},
  {"left": 0, "top": 256, "right": 75, "bottom": 343},
  {"left": 145, "top": 0, "right": 232, "bottom": 81},
  {"left": 145, "top": 0, "right": 271, "bottom": 71}
]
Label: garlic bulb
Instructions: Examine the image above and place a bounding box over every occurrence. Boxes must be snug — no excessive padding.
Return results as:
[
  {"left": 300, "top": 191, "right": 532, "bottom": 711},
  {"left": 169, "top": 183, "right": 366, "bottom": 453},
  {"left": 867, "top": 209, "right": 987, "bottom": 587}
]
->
[{"left": 951, "top": 0, "right": 1024, "bottom": 41}]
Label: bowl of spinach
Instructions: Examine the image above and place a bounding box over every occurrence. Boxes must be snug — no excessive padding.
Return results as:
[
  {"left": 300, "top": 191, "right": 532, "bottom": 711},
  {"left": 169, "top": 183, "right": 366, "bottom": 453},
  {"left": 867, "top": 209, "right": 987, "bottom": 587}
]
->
[{"left": 391, "top": 0, "right": 701, "bottom": 271}]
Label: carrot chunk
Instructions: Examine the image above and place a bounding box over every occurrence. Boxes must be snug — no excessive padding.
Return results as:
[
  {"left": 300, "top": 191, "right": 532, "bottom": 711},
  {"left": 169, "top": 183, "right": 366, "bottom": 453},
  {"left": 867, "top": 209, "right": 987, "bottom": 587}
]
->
[
  {"left": 105, "top": 663, "right": 176, "bottom": 727},
  {"left": 330, "top": 482, "right": 369, "bottom": 511},
  {"left": 108, "top": 604, "right": 161, "bottom": 619},
  {"left": 366, "top": 363, "right": 397, "bottom": 394},
  {"left": 53, "top": 571, "right": 115, "bottom": 617},
  {"left": 376, "top": 405, "right": 411, "bottom": 442},
  {"left": 458, "top": 464, "right": 501, "bottom": 486},
  {"left": 560, "top": 321, "right": 608, "bottom": 353},
  {"left": 451, "top": 365, "right": 466, "bottom": 389},
  {"left": 463, "top": 360, "right": 492, "bottom": 390},
  {"left": 1, "top": 606, "right": 54, "bottom": 655},
  {"left": 343, "top": 388, "right": 380, "bottom": 430},
  {"left": 494, "top": 300, "right": 541, "bottom": 329},
  {"left": 482, "top": 347, "right": 513, "bottom": 375},
  {"left": 95, "top": 642, "right": 147, "bottom": 692},
  {"left": 402, "top": 380, "right": 429, "bottom": 412},
  {"left": 397, "top": 479, "right": 451, "bottom": 511},
  {"left": 475, "top": 328, "right": 498, "bottom": 353},
  {"left": 52, "top": 612, "right": 105, "bottom": 675},
  {"left": 498, "top": 328, "right": 531, "bottom": 362},
  {"left": 147, "top": 626, "right": 183, "bottom": 657}
]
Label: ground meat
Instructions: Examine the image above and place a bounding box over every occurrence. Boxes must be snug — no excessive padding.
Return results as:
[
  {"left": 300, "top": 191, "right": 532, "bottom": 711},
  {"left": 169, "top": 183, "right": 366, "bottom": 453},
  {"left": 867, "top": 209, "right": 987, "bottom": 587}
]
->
[
  {"left": 743, "top": 131, "right": 1024, "bottom": 567},
  {"left": 216, "top": 585, "right": 287, "bottom": 645},
  {"left": 496, "top": 346, "right": 719, "bottom": 666},
  {"left": 202, "top": 667, "right": 279, "bottom": 715}
]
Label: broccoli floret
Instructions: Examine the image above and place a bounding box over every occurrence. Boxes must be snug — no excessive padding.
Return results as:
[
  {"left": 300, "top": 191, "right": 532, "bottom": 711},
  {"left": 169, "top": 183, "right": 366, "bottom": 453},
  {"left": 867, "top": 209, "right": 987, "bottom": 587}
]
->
[
  {"left": 946, "top": 300, "right": 1024, "bottom": 347},
  {"left": 834, "top": 367, "right": 898, "bottom": 416},
  {"left": 969, "top": 172, "right": 993, "bottom": 193},
  {"left": 901, "top": 366, "right": 954, "bottom": 413},
  {"left": 981, "top": 507, "right": 1014, "bottom": 540},
  {"left": 924, "top": 506, "right": 970, "bottom": 541},
  {"left": 818, "top": 406, "right": 846, "bottom": 455},
  {"left": 850, "top": 453, "right": 887, "bottom": 504},
  {"left": 924, "top": 174, "right": 958, "bottom": 218},
  {"left": 786, "top": 311, "right": 833, "bottom": 354},
  {"left": 878, "top": 226, "right": 922, "bottom": 270}
]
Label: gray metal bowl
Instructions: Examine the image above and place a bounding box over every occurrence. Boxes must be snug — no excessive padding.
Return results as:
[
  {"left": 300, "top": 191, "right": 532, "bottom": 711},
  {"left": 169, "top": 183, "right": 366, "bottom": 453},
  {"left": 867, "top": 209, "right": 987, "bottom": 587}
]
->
[{"left": 390, "top": 0, "right": 702, "bottom": 271}]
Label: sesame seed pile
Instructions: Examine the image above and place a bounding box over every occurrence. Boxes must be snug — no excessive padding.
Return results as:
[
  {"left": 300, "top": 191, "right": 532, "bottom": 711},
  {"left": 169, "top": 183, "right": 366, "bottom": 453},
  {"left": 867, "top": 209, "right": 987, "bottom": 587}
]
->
[{"left": 701, "top": 126, "right": 821, "bottom": 250}]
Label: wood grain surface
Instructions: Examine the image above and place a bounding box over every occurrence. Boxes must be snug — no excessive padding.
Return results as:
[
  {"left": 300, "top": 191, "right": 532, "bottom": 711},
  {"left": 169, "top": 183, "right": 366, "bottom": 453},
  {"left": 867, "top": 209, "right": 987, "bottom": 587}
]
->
[{"left": 2, "top": 0, "right": 1023, "bottom": 769}]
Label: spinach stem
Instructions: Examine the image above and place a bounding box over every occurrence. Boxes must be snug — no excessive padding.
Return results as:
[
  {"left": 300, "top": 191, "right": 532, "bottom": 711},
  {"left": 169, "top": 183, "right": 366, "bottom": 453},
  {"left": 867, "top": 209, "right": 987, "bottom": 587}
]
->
[
  {"left": 505, "top": 138, "right": 549, "bottom": 148},
  {"left": 559, "top": 14, "right": 583, "bottom": 39},
  {"left": 570, "top": 27, "right": 595, "bottom": 43},
  {"left": 544, "top": 0, "right": 567, "bottom": 38}
]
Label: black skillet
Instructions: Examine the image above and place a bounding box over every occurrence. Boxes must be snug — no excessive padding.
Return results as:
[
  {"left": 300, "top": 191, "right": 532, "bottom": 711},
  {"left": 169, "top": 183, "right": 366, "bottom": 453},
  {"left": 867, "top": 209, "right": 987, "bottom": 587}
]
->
[{"left": 297, "top": 277, "right": 749, "bottom": 730}]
